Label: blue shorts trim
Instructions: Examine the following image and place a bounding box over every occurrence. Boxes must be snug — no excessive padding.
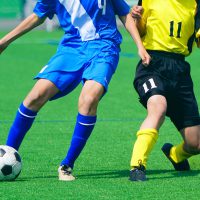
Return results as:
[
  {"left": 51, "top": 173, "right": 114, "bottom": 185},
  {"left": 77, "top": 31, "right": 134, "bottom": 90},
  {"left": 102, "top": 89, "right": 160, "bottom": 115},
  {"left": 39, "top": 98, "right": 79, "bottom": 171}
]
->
[
  {"left": 35, "top": 71, "right": 82, "bottom": 100},
  {"left": 35, "top": 60, "right": 118, "bottom": 100}
]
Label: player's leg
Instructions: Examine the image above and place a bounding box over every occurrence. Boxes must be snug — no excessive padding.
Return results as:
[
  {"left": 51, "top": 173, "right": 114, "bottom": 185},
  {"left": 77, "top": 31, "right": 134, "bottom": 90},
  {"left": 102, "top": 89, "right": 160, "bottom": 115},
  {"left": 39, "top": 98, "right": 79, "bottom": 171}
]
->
[
  {"left": 161, "top": 64, "right": 200, "bottom": 170},
  {"left": 59, "top": 40, "right": 119, "bottom": 181},
  {"left": 130, "top": 94, "right": 167, "bottom": 181},
  {"left": 162, "top": 126, "right": 200, "bottom": 171},
  {"left": 130, "top": 53, "right": 169, "bottom": 181},
  {"left": 180, "top": 126, "right": 200, "bottom": 154},
  {"left": 6, "top": 42, "right": 84, "bottom": 151},
  {"left": 62, "top": 80, "right": 104, "bottom": 168},
  {"left": 6, "top": 79, "right": 59, "bottom": 150},
  {"left": 59, "top": 80, "right": 104, "bottom": 181}
]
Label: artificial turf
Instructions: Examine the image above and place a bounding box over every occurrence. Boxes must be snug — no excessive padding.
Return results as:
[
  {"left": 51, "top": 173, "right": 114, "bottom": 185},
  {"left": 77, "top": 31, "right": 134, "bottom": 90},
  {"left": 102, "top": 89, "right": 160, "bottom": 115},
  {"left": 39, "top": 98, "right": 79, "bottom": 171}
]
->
[{"left": 0, "top": 29, "right": 200, "bottom": 199}]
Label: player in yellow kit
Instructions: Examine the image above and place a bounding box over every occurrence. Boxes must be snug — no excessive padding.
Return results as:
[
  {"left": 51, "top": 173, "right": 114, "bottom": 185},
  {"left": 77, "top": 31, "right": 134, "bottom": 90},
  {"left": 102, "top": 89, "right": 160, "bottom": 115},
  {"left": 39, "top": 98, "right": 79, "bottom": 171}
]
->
[{"left": 129, "top": 0, "right": 200, "bottom": 181}]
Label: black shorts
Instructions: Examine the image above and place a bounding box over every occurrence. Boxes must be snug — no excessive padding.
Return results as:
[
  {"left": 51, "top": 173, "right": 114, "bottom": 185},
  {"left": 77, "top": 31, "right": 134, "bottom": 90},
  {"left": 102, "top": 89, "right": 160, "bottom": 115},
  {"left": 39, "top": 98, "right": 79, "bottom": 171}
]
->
[{"left": 134, "top": 50, "right": 200, "bottom": 130}]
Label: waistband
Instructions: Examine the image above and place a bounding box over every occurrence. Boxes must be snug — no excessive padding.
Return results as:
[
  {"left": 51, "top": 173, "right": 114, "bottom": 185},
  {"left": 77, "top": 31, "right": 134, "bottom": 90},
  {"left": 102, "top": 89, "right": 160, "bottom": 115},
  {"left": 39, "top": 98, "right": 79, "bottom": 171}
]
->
[{"left": 147, "top": 50, "right": 185, "bottom": 61}]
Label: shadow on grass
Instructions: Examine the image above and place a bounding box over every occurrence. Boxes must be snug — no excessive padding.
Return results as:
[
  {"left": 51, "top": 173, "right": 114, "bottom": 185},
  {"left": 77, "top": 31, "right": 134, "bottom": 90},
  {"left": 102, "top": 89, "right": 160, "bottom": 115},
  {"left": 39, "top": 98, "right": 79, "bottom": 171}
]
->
[
  {"left": 4, "top": 175, "right": 58, "bottom": 182},
  {"left": 77, "top": 169, "right": 200, "bottom": 180},
  {"left": 147, "top": 169, "right": 200, "bottom": 180},
  {"left": 2, "top": 169, "right": 199, "bottom": 182}
]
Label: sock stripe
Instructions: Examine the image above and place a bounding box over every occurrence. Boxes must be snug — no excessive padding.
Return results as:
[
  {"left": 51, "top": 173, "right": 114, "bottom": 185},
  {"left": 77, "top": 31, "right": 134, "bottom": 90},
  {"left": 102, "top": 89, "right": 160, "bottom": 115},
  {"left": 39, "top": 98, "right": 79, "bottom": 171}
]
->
[
  {"left": 61, "top": 113, "right": 97, "bottom": 168},
  {"left": 18, "top": 108, "right": 37, "bottom": 118},
  {"left": 78, "top": 122, "right": 96, "bottom": 126},
  {"left": 6, "top": 105, "right": 37, "bottom": 150}
]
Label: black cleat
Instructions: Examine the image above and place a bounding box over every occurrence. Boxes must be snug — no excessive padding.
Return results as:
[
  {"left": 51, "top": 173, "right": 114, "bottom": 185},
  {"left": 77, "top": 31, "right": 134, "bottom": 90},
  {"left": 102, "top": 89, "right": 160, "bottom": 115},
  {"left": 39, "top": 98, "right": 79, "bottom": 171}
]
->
[
  {"left": 161, "top": 143, "right": 190, "bottom": 171},
  {"left": 129, "top": 165, "right": 147, "bottom": 181}
]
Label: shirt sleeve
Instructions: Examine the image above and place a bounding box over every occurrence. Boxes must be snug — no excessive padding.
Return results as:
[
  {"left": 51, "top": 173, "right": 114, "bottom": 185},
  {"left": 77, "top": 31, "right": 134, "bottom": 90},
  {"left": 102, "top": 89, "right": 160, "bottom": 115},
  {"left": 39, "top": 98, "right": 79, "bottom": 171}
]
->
[
  {"left": 138, "top": 0, "right": 142, "bottom": 6},
  {"left": 33, "top": 0, "right": 56, "bottom": 19},
  {"left": 111, "top": 0, "right": 130, "bottom": 16}
]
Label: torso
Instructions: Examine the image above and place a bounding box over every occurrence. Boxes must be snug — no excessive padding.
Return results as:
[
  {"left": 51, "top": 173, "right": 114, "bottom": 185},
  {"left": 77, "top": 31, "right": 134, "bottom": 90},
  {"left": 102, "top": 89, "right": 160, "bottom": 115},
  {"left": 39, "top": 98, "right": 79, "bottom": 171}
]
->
[{"left": 141, "top": 0, "right": 197, "bottom": 55}]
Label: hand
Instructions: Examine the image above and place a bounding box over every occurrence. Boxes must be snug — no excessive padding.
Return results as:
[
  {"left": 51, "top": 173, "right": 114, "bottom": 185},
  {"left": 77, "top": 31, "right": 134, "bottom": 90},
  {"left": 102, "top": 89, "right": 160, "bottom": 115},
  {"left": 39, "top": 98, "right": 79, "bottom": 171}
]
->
[
  {"left": 138, "top": 48, "right": 151, "bottom": 67},
  {"left": 0, "top": 40, "right": 8, "bottom": 54},
  {"left": 130, "top": 6, "right": 144, "bottom": 20}
]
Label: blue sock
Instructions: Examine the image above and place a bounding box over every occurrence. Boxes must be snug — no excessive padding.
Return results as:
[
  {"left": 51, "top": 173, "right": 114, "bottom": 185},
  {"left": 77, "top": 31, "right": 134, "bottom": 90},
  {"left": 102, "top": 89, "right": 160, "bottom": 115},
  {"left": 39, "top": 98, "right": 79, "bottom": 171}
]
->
[
  {"left": 6, "top": 103, "right": 37, "bottom": 150},
  {"left": 61, "top": 113, "right": 97, "bottom": 168}
]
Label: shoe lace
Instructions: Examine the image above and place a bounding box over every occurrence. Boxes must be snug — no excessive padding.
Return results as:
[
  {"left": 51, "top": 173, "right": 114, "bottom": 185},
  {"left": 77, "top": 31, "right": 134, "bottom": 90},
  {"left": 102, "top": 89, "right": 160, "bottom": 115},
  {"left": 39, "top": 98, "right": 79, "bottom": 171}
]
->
[
  {"left": 61, "top": 165, "right": 72, "bottom": 175},
  {"left": 137, "top": 160, "right": 146, "bottom": 171}
]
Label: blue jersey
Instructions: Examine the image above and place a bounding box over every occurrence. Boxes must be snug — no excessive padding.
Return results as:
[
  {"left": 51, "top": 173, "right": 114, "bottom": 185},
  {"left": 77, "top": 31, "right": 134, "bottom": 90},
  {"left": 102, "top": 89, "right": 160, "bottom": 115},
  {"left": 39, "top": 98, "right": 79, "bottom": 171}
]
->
[{"left": 33, "top": 0, "right": 130, "bottom": 45}]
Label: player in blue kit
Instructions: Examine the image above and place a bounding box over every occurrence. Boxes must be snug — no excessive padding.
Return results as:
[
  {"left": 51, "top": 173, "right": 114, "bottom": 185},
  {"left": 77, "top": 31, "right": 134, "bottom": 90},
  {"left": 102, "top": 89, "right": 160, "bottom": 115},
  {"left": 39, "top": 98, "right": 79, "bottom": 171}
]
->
[{"left": 0, "top": 0, "right": 151, "bottom": 181}]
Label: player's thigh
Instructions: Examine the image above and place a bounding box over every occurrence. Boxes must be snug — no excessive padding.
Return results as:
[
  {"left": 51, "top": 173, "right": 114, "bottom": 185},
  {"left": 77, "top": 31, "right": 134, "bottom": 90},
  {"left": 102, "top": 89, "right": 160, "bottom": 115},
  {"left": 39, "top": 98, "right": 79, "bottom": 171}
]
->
[
  {"left": 79, "top": 80, "right": 104, "bottom": 103},
  {"left": 134, "top": 71, "right": 166, "bottom": 108},
  {"left": 147, "top": 95, "right": 167, "bottom": 117},
  {"left": 24, "top": 79, "right": 59, "bottom": 108},
  {"left": 181, "top": 125, "right": 200, "bottom": 144},
  {"left": 82, "top": 53, "right": 118, "bottom": 96},
  {"left": 80, "top": 57, "right": 117, "bottom": 112},
  {"left": 43, "top": 71, "right": 83, "bottom": 100},
  {"left": 168, "top": 81, "right": 200, "bottom": 131}
]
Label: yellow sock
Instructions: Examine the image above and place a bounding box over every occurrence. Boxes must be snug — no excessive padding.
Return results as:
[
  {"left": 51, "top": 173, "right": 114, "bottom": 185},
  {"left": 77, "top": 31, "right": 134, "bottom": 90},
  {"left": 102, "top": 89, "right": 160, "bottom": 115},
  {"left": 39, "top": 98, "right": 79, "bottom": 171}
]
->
[
  {"left": 130, "top": 129, "right": 158, "bottom": 169},
  {"left": 169, "top": 142, "right": 193, "bottom": 163}
]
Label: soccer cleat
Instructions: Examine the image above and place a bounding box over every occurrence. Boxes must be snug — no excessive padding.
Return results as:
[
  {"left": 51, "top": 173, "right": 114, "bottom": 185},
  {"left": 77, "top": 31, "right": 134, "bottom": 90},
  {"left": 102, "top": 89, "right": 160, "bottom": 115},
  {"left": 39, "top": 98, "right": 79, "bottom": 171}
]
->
[
  {"left": 161, "top": 143, "right": 190, "bottom": 171},
  {"left": 129, "top": 165, "right": 147, "bottom": 181},
  {"left": 58, "top": 165, "right": 75, "bottom": 181}
]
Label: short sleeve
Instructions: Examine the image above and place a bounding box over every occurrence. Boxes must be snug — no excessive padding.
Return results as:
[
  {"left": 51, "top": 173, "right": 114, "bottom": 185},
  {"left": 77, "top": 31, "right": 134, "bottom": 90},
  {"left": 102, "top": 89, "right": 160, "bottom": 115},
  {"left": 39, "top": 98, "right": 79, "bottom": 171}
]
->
[
  {"left": 111, "top": 0, "right": 130, "bottom": 16},
  {"left": 138, "top": 0, "right": 142, "bottom": 6},
  {"left": 33, "top": 0, "right": 56, "bottom": 19}
]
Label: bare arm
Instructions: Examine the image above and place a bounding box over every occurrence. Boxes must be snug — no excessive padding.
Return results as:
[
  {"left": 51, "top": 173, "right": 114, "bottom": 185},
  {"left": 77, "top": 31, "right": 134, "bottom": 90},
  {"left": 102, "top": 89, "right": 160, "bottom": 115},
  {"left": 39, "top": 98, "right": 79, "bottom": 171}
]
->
[
  {"left": 130, "top": 6, "right": 146, "bottom": 37},
  {"left": 133, "top": 18, "right": 146, "bottom": 38},
  {"left": 119, "top": 14, "right": 151, "bottom": 66},
  {"left": 0, "top": 13, "right": 45, "bottom": 54}
]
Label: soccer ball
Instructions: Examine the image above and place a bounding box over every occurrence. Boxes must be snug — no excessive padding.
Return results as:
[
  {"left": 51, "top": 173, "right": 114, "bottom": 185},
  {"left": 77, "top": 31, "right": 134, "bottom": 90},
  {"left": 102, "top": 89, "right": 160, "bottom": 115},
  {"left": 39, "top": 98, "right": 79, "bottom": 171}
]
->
[{"left": 0, "top": 145, "right": 22, "bottom": 181}]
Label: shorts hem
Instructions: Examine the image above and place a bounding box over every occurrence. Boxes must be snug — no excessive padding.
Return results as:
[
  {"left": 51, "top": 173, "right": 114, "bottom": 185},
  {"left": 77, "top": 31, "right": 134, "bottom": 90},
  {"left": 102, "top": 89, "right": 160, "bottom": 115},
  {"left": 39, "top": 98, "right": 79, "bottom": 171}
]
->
[
  {"left": 175, "top": 119, "right": 200, "bottom": 131},
  {"left": 35, "top": 73, "right": 65, "bottom": 92},
  {"left": 139, "top": 90, "right": 166, "bottom": 107}
]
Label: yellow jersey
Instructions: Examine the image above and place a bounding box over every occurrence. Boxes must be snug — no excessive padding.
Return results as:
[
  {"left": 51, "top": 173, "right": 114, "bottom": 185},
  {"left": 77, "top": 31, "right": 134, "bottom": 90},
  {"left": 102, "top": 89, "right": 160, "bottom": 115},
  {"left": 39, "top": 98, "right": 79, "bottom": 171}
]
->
[{"left": 139, "top": 0, "right": 199, "bottom": 56}]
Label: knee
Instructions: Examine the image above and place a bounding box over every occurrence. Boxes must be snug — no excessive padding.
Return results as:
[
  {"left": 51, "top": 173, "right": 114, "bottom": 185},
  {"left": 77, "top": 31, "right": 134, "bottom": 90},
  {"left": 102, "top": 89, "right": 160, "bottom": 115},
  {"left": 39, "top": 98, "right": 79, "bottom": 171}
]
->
[
  {"left": 183, "top": 127, "right": 200, "bottom": 154},
  {"left": 24, "top": 91, "right": 48, "bottom": 110},
  {"left": 147, "top": 98, "right": 167, "bottom": 121},
  {"left": 185, "top": 141, "right": 200, "bottom": 154},
  {"left": 154, "top": 108, "right": 166, "bottom": 120},
  {"left": 80, "top": 94, "right": 99, "bottom": 108},
  {"left": 79, "top": 94, "right": 99, "bottom": 115}
]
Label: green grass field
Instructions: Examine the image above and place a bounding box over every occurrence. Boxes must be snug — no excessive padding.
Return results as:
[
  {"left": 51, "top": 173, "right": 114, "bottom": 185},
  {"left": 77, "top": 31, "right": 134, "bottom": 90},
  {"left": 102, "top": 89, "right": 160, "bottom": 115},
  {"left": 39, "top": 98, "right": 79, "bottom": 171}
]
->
[
  {"left": 0, "top": 29, "right": 200, "bottom": 199},
  {"left": 0, "top": 1, "right": 21, "bottom": 19}
]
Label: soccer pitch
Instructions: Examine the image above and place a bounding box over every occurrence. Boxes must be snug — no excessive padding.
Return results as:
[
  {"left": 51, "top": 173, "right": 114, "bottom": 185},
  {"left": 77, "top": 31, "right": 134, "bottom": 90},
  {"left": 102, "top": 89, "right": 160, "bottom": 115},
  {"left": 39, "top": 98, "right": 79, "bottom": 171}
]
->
[{"left": 0, "top": 29, "right": 200, "bottom": 199}]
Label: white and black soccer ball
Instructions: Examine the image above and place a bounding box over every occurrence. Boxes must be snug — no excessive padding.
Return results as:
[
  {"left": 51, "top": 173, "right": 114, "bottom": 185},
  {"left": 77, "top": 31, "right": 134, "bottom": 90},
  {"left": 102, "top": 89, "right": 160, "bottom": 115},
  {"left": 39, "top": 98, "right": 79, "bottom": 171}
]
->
[{"left": 0, "top": 145, "right": 22, "bottom": 181}]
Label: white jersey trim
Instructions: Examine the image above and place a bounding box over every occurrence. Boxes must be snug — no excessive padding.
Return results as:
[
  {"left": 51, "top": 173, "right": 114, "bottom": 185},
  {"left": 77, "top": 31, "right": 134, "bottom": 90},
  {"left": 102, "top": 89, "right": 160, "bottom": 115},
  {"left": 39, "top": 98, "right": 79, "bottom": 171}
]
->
[{"left": 59, "top": 0, "right": 100, "bottom": 41}]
